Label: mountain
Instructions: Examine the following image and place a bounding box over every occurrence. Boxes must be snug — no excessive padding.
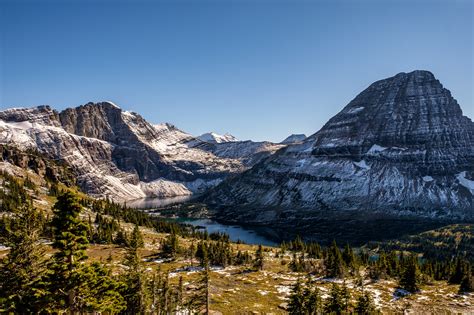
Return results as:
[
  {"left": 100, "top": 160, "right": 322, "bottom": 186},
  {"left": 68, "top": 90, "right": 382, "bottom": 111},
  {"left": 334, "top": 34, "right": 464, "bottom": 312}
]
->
[
  {"left": 0, "top": 102, "right": 245, "bottom": 200},
  {"left": 280, "top": 134, "right": 306, "bottom": 144},
  {"left": 197, "top": 132, "right": 238, "bottom": 143},
  {"left": 202, "top": 71, "right": 474, "bottom": 238},
  {"left": 189, "top": 140, "right": 286, "bottom": 166}
]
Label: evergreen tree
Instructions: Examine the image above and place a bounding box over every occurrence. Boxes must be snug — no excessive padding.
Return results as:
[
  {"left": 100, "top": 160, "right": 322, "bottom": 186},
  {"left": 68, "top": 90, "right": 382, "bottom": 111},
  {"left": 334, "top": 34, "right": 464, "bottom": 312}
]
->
[
  {"left": 459, "top": 268, "right": 474, "bottom": 294},
  {"left": 0, "top": 204, "right": 48, "bottom": 312},
  {"left": 449, "top": 257, "right": 468, "bottom": 284},
  {"left": 130, "top": 224, "right": 144, "bottom": 249},
  {"left": 342, "top": 243, "right": 357, "bottom": 271},
  {"left": 354, "top": 291, "right": 376, "bottom": 314},
  {"left": 399, "top": 255, "right": 420, "bottom": 293},
  {"left": 324, "top": 283, "right": 345, "bottom": 314},
  {"left": 303, "top": 283, "right": 322, "bottom": 314},
  {"left": 325, "top": 240, "right": 345, "bottom": 278},
  {"left": 196, "top": 241, "right": 209, "bottom": 267},
  {"left": 121, "top": 224, "right": 148, "bottom": 313},
  {"left": 48, "top": 191, "right": 90, "bottom": 311},
  {"left": 162, "top": 232, "right": 180, "bottom": 259},
  {"left": 287, "top": 278, "right": 305, "bottom": 314},
  {"left": 254, "top": 244, "right": 264, "bottom": 270}
]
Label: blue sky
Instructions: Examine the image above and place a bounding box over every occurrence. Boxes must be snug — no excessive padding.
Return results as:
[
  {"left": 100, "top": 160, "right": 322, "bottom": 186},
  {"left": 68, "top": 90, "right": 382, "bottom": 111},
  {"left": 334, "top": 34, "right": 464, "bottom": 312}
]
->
[{"left": 1, "top": 0, "right": 472, "bottom": 142}]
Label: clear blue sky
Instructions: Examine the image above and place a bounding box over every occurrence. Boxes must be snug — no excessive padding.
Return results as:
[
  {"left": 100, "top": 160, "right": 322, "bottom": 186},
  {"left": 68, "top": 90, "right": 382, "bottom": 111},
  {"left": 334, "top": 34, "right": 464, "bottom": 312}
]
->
[{"left": 1, "top": 0, "right": 472, "bottom": 142}]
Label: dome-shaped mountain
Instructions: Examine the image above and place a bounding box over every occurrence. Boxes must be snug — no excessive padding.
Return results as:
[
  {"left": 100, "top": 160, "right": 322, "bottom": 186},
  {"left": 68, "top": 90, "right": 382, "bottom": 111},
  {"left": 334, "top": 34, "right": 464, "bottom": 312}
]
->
[{"left": 202, "top": 71, "right": 474, "bottom": 231}]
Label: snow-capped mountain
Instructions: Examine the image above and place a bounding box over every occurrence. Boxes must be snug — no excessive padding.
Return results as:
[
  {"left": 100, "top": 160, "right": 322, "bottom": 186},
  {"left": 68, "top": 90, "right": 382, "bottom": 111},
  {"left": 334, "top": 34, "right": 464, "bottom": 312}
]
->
[
  {"left": 281, "top": 134, "right": 306, "bottom": 144},
  {"left": 0, "top": 102, "right": 246, "bottom": 200},
  {"left": 202, "top": 71, "right": 474, "bottom": 223},
  {"left": 197, "top": 132, "right": 238, "bottom": 143},
  {"left": 190, "top": 140, "right": 286, "bottom": 166}
]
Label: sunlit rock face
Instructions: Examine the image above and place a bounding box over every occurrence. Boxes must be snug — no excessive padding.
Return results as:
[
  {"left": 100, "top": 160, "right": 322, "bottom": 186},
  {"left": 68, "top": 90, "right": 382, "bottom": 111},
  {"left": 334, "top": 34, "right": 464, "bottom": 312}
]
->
[
  {"left": 0, "top": 101, "right": 246, "bottom": 200},
  {"left": 203, "top": 71, "right": 474, "bottom": 221}
]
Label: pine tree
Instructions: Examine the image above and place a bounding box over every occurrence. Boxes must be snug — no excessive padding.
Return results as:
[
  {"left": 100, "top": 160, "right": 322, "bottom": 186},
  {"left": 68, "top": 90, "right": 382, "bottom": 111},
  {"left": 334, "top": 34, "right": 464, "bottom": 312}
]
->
[
  {"left": 303, "top": 283, "right": 322, "bottom": 314},
  {"left": 342, "top": 243, "right": 357, "bottom": 271},
  {"left": 399, "top": 255, "right": 420, "bottom": 293},
  {"left": 325, "top": 240, "right": 345, "bottom": 278},
  {"left": 458, "top": 267, "right": 474, "bottom": 294},
  {"left": 287, "top": 278, "right": 305, "bottom": 314},
  {"left": 324, "top": 283, "right": 345, "bottom": 314},
  {"left": 0, "top": 204, "right": 48, "bottom": 312},
  {"left": 449, "top": 257, "right": 468, "bottom": 284},
  {"left": 254, "top": 244, "right": 264, "bottom": 270},
  {"left": 121, "top": 224, "right": 148, "bottom": 313},
  {"left": 48, "top": 191, "right": 90, "bottom": 312},
  {"left": 340, "top": 281, "right": 351, "bottom": 312},
  {"left": 130, "top": 224, "right": 144, "bottom": 249},
  {"left": 196, "top": 241, "right": 209, "bottom": 267},
  {"left": 354, "top": 291, "right": 376, "bottom": 314},
  {"left": 162, "top": 232, "right": 180, "bottom": 259}
]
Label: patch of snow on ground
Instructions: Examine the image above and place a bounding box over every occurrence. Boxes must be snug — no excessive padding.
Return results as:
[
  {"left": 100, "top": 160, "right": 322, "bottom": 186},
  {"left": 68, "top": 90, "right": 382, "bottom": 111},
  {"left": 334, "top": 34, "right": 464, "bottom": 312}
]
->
[
  {"left": 367, "top": 144, "right": 387, "bottom": 154},
  {"left": 347, "top": 106, "right": 365, "bottom": 114},
  {"left": 276, "top": 285, "right": 292, "bottom": 295},
  {"left": 422, "top": 176, "right": 434, "bottom": 182},
  {"left": 457, "top": 172, "right": 474, "bottom": 195},
  {"left": 354, "top": 160, "right": 370, "bottom": 170}
]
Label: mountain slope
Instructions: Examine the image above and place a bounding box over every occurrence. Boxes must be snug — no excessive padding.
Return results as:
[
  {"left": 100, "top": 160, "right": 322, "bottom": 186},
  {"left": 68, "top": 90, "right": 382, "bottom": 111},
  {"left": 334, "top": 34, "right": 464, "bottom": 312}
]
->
[
  {"left": 202, "top": 71, "right": 474, "bottom": 224},
  {"left": 281, "top": 134, "right": 306, "bottom": 144},
  {"left": 0, "top": 102, "right": 244, "bottom": 200}
]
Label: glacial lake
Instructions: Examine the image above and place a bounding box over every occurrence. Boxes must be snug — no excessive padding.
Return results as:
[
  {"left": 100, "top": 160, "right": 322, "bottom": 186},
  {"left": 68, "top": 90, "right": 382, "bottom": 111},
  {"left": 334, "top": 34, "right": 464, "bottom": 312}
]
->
[
  {"left": 126, "top": 197, "right": 278, "bottom": 247},
  {"left": 175, "top": 218, "right": 278, "bottom": 247}
]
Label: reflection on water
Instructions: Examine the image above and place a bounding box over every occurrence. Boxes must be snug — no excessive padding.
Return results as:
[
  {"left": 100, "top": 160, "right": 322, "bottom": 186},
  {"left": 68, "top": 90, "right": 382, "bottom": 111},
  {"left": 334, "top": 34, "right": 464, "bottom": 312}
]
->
[
  {"left": 178, "top": 218, "right": 277, "bottom": 247},
  {"left": 125, "top": 196, "right": 191, "bottom": 209}
]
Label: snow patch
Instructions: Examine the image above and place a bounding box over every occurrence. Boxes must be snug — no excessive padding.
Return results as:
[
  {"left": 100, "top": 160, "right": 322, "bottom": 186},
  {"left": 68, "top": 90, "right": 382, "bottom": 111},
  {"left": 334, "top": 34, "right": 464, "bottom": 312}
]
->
[
  {"left": 422, "top": 176, "right": 434, "bottom": 182},
  {"left": 354, "top": 160, "right": 370, "bottom": 170},
  {"left": 457, "top": 172, "right": 474, "bottom": 195},
  {"left": 197, "top": 132, "right": 237, "bottom": 144},
  {"left": 346, "top": 106, "right": 365, "bottom": 114},
  {"left": 367, "top": 144, "right": 387, "bottom": 154}
]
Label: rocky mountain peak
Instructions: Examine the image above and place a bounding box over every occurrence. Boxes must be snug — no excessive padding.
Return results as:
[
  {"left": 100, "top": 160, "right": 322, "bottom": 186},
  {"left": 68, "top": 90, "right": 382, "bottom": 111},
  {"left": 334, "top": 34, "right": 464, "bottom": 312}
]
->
[
  {"left": 0, "top": 105, "right": 61, "bottom": 126},
  {"left": 281, "top": 134, "right": 306, "bottom": 144},
  {"left": 310, "top": 70, "right": 473, "bottom": 161},
  {"left": 198, "top": 132, "right": 238, "bottom": 143}
]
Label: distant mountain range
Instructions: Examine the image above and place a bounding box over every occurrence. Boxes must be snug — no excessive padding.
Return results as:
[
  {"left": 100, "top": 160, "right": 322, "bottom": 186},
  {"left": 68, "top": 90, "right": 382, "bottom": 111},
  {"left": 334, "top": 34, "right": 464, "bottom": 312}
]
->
[
  {"left": 0, "top": 102, "right": 285, "bottom": 200},
  {"left": 1, "top": 70, "right": 472, "bottom": 228}
]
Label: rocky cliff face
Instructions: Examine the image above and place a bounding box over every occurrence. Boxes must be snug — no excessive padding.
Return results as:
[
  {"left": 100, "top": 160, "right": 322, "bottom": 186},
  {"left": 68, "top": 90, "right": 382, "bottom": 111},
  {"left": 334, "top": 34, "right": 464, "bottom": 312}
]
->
[
  {"left": 202, "top": 71, "right": 474, "bottom": 225},
  {"left": 0, "top": 102, "right": 249, "bottom": 200}
]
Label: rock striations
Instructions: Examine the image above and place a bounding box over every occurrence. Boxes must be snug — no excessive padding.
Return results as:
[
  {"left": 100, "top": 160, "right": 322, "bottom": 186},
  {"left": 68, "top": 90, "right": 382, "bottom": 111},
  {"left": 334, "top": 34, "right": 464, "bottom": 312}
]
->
[
  {"left": 0, "top": 102, "right": 249, "bottom": 200},
  {"left": 202, "top": 71, "right": 474, "bottom": 225}
]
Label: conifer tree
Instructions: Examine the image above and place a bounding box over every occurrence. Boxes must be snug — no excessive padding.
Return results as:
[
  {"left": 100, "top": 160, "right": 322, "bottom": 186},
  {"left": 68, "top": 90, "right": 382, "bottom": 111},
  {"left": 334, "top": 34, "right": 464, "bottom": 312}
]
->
[
  {"left": 458, "top": 267, "right": 474, "bottom": 294},
  {"left": 354, "top": 291, "right": 376, "bottom": 314},
  {"left": 0, "top": 204, "right": 48, "bottom": 312},
  {"left": 303, "top": 283, "right": 322, "bottom": 314},
  {"left": 325, "top": 240, "right": 345, "bottom": 278},
  {"left": 324, "top": 283, "right": 345, "bottom": 314},
  {"left": 254, "top": 244, "right": 264, "bottom": 270},
  {"left": 196, "top": 241, "right": 209, "bottom": 267},
  {"left": 130, "top": 223, "right": 144, "bottom": 249},
  {"left": 399, "top": 255, "right": 420, "bottom": 293},
  {"left": 449, "top": 257, "right": 468, "bottom": 284},
  {"left": 121, "top": 223, "right": 148, "bottom": 313},
  {"left": 48, "top": 191, "right": 89, "bottom": 311},
  {"left": 288, "top": 278, "right": 305, "bottom": 314},
  {"left": 162, "top": 232, "right": 180, "bottom": 259}
]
